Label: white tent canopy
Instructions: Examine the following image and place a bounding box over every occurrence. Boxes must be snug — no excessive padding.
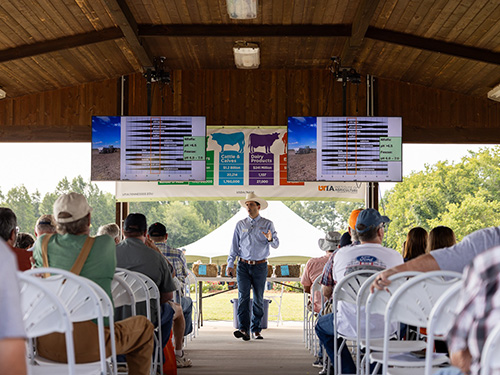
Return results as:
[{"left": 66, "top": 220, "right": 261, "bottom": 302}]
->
[{"left": 184, "top": 201, "right": 327, "bottom": 265}]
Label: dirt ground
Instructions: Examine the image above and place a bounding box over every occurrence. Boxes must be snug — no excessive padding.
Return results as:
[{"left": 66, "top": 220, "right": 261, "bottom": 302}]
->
[
  {"left": 287, "top": 150, "right": 317, "bottom": 181},
  {"left": 91, "top": 149, "right": 120, "bottom": 181}
]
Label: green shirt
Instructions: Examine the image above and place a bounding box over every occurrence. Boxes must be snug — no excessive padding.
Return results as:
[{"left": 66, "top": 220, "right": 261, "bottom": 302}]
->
[{"left": 33, "top": 233, "right": 117, "bottom": 304}]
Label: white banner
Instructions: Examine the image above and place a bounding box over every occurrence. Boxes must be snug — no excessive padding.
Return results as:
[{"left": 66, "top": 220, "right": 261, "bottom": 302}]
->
[{"left": 116, "top": 126, "right": 365, "bottom": 202}]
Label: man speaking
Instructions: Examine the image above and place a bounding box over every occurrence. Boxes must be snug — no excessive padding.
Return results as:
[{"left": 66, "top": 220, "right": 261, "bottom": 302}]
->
[{"left": 227, "top": 193, "right": 279, "bottom": 341}]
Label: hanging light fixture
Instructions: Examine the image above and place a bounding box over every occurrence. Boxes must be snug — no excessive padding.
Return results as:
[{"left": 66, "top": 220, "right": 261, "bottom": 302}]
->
[
  {"left": 233, "top": 41, "right": 260, "bottom": 69},
  {"left": 226, "top": 0, "right": 258, "bottom": 19}
]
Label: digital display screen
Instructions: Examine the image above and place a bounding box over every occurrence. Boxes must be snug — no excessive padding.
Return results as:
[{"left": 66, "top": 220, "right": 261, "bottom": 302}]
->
[
  {"left": 91, "top": 116, "right": 206, "bottom": 181},
  {"left": 287, "top": 116, "right": 402, "bottom": 182}
]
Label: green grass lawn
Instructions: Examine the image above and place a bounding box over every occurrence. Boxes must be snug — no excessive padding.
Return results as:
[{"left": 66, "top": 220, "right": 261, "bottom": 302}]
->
[{"left": 201, "top": 290, "right": 305, "bottom": 321}]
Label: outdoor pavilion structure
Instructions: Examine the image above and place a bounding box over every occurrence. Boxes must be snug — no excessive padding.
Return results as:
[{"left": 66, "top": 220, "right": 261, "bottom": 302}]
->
[{"left": 1, "top": 2, "right": 499, "bottom": 374}]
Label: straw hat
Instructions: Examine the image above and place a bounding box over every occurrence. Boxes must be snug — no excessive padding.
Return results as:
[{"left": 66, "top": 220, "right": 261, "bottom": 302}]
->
[
  {"left": 318, "top": 231, "right": 342, "bottom": 251},
  {"left": 239, "top": 192, "right": 268, "bottom": 210}
]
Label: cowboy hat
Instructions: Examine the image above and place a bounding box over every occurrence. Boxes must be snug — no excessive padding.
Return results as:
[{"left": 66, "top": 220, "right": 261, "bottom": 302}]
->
[
  {"left": 239, "top": 192, "right": 268, "bottom": 210},
  {"left": 318, "top": 231, "right": 342, "bottom": 251}
]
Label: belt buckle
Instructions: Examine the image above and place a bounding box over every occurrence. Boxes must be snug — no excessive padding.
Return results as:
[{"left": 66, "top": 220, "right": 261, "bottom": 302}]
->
[{"left": 248, "top": 260, "right": 256, "bottom": 265}]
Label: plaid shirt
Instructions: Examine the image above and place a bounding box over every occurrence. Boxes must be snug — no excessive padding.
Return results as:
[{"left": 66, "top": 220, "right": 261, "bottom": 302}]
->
[
  {"left": 155, "top": 242, "right": 189, "bottom": 288},
  {"left": 448, "top": 246, "right": 500, "bottom": 375},
  {"left": 320, "top": 251, "right": 336, "bottom": 287}
]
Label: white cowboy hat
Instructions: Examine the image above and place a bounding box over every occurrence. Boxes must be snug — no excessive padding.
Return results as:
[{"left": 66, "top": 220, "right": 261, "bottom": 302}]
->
[
  {"left": 318, "top": 231, "right": 342, "bottom": 251},
  {"left": 239, "top": 192, "right": 268, "bottom": 210}
]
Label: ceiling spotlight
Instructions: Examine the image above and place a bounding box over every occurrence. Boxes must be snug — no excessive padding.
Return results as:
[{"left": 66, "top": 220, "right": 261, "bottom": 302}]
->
[
  {"left": 487, "top": 83, "right": 500, "bottom": 102},
  {"left": 0, "top": 88, "right": 5, "bottom": 99},
  {"left": 227, "top": 0, "right": 257, "bottom": 19},
  {"left": 233, "top": 41, "right": 260, "bottom": 69}
]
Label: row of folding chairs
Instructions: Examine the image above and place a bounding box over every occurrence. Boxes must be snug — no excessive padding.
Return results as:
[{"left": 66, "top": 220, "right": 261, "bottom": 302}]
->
[
  {"left": 112, "top": 267, "right": 162, "bottom": 375},
  {"left": 304, "top": 274, "right": 325, "bottom": 356},
  {"left": 327, "top": 269, "right": 465, "bottom": 375}
]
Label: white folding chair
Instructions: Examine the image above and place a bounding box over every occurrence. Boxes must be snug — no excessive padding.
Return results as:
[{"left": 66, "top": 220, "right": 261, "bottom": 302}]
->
[
  {"left": 133, "top": 272, "right": 163, "bottom": 375},
  {"left": 365, "top": 272, "right": 424, "bottom": 375},
  {"left": 355, "top": 272, "right": 380, "bottom": 375},
  {"left": 24, "top": 267, "right": 118, "bottom": 375},
  {"left": 186, "top": 270, "right": 199, "bottom": 338},
  {"left": 18, "top": 272, "right": 76, "bottom": 375},
  {"left": 309, "top": 274, "right": 325, "bottom": 355},
  {"left": 423, "top": 281, "right": 463, "bottom": 375},
  {"left": 114, "top": 268, "right": 151, "bottom": 318},
  {"left": 480, "top": 323, "right": 500, "bottom": 375},
  {"left": 332, "top": 270, "right": 377, "bottom": 375},
  {"left": 373, "top": 271, "right": 462, "bottom": 375},
  {"left": 113, "top": 268, "right": 159, "bottom": 375}
]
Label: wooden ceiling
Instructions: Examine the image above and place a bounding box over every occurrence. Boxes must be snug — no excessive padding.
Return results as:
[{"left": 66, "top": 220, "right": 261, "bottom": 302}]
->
[{"left": 0, "top": 0, "right": 499, "bottom": 99}]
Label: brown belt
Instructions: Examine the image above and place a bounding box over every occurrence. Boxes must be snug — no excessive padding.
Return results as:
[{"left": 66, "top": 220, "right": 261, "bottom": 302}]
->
[{"left": 239, "top": 258, "right": 267, "bottom": 265}]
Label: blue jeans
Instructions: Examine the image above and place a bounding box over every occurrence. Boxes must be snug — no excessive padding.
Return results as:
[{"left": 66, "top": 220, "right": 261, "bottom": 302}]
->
[
  {"left": 236, "top": 261, "right": 267, "bottom": 333},
  {"left": 315, "top": 313, "right": 356, "bottom": 374},
  {"left": 181, "top": 296, "right": 193, "bottom": 336},
  {"left": 434, "top": 367, "right": 463, "bottom": 375}
]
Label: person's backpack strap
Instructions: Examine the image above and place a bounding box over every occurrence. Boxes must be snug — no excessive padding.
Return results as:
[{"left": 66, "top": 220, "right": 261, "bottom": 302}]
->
[
  {"left": 41, "top": 233, "right": 54, "bottom": 278},
  {"left": 70, "top": 236, "right": 96, "bottom": 276}
]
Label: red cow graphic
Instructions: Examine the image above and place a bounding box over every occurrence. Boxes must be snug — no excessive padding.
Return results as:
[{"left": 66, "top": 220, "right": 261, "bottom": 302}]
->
[{"left": 282, "top": 132, "right": 288, "bottom": 154}]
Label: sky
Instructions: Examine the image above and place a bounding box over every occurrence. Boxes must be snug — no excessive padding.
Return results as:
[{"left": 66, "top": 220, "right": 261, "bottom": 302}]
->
[
  {"left": 91, "top": 116, "right": 121, "bottom": 149},
  {"left": 287, "top": 117, "right": 317, "bottom": 150},
  {"left": 0, "top": 142, "right": 494, "bottom": 198}
]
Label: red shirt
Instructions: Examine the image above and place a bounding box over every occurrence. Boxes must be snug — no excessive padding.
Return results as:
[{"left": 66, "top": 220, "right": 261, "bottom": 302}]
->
[{"left": 10, "top": 245, "right": 32, "bottom": 271}]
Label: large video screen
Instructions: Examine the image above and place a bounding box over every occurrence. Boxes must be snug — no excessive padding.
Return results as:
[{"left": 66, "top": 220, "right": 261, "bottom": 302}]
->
[
  {"left": 91, "top": 116, "right": 206, "bottom": 181},
  {"left": 287, "top": 116, "right": 402, "bottom": 182}
]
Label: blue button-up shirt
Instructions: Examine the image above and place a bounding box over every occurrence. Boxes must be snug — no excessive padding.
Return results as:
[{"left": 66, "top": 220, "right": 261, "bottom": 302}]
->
[{"left": 227, "top": 215, "right": 279, "bottom": 268}]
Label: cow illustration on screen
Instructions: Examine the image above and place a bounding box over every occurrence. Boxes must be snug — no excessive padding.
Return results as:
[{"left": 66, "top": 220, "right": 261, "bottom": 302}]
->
[
  {"left": 249, "top": 132, "right": 280, "bottom": 153},
  {"left": 211, "top": 132, "right": 245, "bottom": 153},
  {"left": 282, "top": 132, "right": 288, "bottom": 154}
]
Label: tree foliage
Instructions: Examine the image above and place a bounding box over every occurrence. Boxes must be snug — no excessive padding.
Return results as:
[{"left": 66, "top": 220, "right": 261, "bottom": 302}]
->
[
  {"left": 283, "top": 201, "right": 362, "bottom": 232},
  {"left": 0, "top": 177, "right": 115, "bottom": 236},
  {"left": 383, "top": 146, "right": 500, "bottom": 251}
]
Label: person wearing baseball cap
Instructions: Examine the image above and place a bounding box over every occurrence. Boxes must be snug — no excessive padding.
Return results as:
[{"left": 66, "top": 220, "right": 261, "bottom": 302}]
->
[
  {"left": 146, "top": 221, "right": 194, "bottom": 367},
  {"left": 315, "top": 208, "right": 403, "bottom": 374},
  {"left": 227, "top": 192, "right": 279, "bottom": 341},
  {"left": 116, "top": 214, "right": 193, "bottom": 368},
  {"left": 32, "top": 193, "right": 154, "bottom": 375}
]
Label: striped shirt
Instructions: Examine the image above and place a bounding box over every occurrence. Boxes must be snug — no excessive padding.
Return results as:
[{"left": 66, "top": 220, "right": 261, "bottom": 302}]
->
[{"left": 448, "top": 245, "right": 500, "bottom": 375}]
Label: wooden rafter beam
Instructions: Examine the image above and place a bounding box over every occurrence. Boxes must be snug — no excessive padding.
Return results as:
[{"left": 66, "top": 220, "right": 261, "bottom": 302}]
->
[
  {"left": 0, "top": 28, "right": 123, "bottom": 63},
  {"left": 138, "top": 24, "right": 352, "bottom": 37},
  {"left": 366, "top": 27, "right": 500, "bottom": 65},
  {"left": 340, "top": 0, "right": 382, "bottom": 67},
  {"left": 101, "top": 0, "right": 153, "bottom": 68}
]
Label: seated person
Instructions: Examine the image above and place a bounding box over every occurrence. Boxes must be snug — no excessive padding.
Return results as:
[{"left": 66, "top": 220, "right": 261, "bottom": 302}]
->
[
  {"left": 116, "top": 214, "right": 192, "bottom": 368},
  {"left": 0, "top": 207, "right": 31, "bottom": 271},
  {"left": 435, "top": 245, "right": 500, "bottom": 375},
  {"left": 33, "top": 193, "right": 154, "bottom": 375},
  {"left": 0, "top": 239, "right": 27, "bottom": 375},
  {"left": 315, "top": 209, "right": 403, "bottom": 374},
  {"left": 302, "top": 231, "right": 341, "bottom": 368},
  {"left": 147, "top": 222, "right": 194, "bottom": 341}
]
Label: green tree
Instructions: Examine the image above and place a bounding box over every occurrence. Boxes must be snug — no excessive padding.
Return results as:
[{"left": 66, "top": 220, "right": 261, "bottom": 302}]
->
[
  {"left": 383, "top": 146, "right": 500, "bottom": 251},
  {"left": 191, "top": 201, "right": 240, "bottom": 227},
  {"left": 284, "top": 201, "right": 361, "bottom": 232},
  {"left": 2, "top": 185, "right": 39, "bottom": 234}
]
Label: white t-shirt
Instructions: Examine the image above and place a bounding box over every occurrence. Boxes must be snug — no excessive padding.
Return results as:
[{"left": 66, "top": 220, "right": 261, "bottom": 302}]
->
[
  {"left": 333, "top": 242, "right": 404, "bottom": 338},
  {"left": 431, "top": 226, "right": 500, "bottom": 273}
]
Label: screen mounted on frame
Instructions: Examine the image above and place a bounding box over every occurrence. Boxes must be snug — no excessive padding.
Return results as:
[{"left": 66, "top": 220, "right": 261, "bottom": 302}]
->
[
  {"left": 287, "top": 116, "right": 402, "bottom": 182},
  {"left": 91, "top": 116, "right": 206, "bottom": 181}
]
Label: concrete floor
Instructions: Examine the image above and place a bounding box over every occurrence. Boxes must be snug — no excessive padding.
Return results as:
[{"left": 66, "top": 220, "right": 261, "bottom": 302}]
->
[{"left": 179, "top": 321, "right": 319, "bottom": 375}]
